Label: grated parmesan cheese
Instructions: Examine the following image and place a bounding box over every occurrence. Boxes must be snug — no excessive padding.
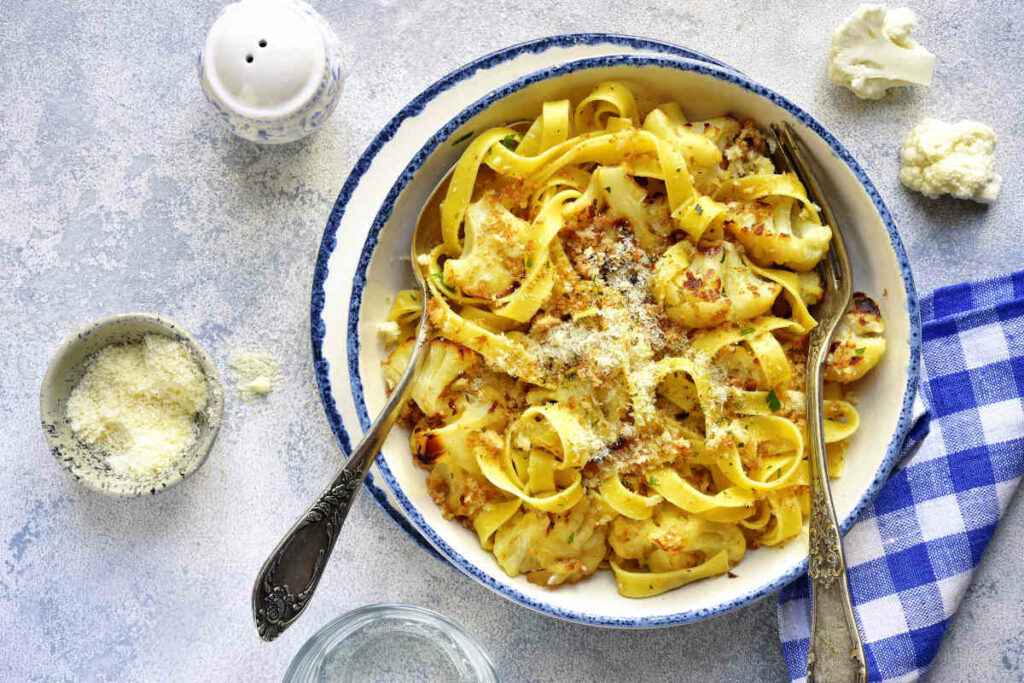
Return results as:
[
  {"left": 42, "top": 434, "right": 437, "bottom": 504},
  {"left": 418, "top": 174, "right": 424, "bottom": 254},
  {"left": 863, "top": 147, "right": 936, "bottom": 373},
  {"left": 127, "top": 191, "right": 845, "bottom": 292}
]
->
[
  {"left": 67, "top": 335, "right": 209, "bottom": 478},
  {"left": 229, "top": 351, "right": 280, "bottom": 400}
]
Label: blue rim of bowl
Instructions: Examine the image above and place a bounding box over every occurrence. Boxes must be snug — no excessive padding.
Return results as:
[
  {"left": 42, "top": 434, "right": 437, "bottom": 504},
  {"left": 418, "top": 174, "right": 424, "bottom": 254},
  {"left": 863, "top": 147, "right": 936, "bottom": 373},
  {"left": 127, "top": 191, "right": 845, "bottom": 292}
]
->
[
  {"left": 311, "top": 34, "right": 743, "bottom": 556},
  {"left": 313, "top": 49, "right": 922, "bottom": 627}
]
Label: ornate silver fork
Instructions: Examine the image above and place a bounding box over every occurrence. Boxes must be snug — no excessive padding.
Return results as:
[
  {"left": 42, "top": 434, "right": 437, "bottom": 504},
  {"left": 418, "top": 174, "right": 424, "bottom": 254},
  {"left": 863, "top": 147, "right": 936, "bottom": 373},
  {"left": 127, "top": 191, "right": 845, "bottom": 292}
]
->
[
  {"left": 249, "top": 169, "right": 440, "bottom": 642},
  {"left": 770, "top": 122, "right": 867, "bottom": 683}
]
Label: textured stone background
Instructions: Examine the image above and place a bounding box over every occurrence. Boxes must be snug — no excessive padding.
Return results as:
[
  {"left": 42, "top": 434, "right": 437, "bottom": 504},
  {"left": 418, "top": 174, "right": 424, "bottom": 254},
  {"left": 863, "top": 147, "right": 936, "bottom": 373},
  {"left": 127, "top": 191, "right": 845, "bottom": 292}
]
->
[{"left": 2, "top": 1, "right": 1022, "bottom": 680}]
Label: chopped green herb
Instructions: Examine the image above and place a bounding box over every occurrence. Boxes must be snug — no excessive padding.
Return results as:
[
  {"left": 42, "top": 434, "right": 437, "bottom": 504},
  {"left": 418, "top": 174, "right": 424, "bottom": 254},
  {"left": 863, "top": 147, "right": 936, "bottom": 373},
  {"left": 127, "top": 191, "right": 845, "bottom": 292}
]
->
[
  {"left": 648, "top": 476, "right": 659, "bottom": 487},
  {"left": 567, "top": 532, "right": 575, "bottom": 544},
  {"left": 499, "top": 134, "right": 520, "bottom": 151},
  {"left": 525, "top": 257, "right": 533, "bottom": 270},
  {"left": 766, "top": 389, "right": 782, "bottom": 412},
  {"left": 740, "top": 326, "right": 755, "bottom": 336},
  {"left": 450, "top": 131, "right": 474, "bottom": 146},
  {"left": 431, "top": 271, "right": 454, "bottom": 293},
  {"left": 854, "top": 347, "right": 866, "bottom": 356},
  {"left": 694, "top": 203, "right": 704, "bottom": 215}
]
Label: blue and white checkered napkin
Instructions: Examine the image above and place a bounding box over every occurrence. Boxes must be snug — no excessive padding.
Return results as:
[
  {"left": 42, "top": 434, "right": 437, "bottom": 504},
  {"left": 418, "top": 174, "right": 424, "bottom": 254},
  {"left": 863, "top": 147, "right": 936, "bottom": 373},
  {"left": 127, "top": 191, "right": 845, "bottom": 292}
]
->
[{"left": 778, "top": 270, "right": 1024, "bottom": 682}]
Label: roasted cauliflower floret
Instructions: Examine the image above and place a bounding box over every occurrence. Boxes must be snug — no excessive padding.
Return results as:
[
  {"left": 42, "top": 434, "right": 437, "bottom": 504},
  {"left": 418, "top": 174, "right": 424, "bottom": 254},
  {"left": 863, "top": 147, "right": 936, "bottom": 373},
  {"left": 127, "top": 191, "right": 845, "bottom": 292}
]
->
[
  {"left": 693, "top": 116, "right": 742, "bottom": 152},
  {"left": 492, "top": 509, "right": 550, "bottom": 576},
  {"left": 725, "top": 196, "right": 832, "bottom": 272},
  {"left": 722, "top": 121, "right": 776, "bottom": 179},
  {"left": 411, "top": 399, "right": 506, "bottom": 470},
  {"left": 526, "top": 497, "right": 609, "bottom": 588},
  {"left": 381, "top": 339, "right": 415, "bottom": 392},
  {"left": 444, "top": 194, "right": 530, "bottom": 300},
  {"left": 647, "top": 508, "right": 745, "bottom": 573},
  {"left": 410, "top": 340, "right": 479, "bottom": 416},
  {"left": 610, "top": 506, "right": 745, "bottom": 572},
  {"left": 798, "top": 270, "right": 824, "bottom": 305},
  {"left": 825, "top": 292, "right": 886, "bottom": 383},
  {"left": 652, "top": 240, "right": 780, "bottom": 328},
  {"left": 427, "top": 454, "right": 500, "bottom": 520}
]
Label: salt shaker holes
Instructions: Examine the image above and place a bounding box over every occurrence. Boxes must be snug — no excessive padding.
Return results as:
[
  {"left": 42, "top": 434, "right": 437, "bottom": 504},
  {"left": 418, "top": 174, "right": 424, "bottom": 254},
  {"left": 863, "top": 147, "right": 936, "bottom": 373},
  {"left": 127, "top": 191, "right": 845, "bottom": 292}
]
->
[{"left": 247, "top": 40, "right": 267, "bottom": 63}]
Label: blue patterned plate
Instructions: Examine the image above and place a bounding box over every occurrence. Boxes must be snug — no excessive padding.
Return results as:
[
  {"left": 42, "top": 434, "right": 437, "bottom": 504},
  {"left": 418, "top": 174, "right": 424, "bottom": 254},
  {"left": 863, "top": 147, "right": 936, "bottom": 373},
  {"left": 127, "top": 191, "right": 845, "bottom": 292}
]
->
[{"left": 311, "top": 37, "right": 920, "bottom": 628}]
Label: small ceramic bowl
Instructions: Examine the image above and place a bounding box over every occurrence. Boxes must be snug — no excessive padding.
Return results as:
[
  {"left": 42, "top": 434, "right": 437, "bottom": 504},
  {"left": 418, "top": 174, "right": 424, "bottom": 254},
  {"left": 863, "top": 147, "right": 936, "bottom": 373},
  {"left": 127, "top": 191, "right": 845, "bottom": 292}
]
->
[{"left": 39, "top": 313, "right": 225, "bottom": 497}]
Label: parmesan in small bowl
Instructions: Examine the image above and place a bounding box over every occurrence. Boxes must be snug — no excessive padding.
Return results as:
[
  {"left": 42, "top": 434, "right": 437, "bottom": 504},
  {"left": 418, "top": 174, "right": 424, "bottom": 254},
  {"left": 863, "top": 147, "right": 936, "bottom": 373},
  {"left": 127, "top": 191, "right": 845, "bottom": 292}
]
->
[{"left": 40, "top": 314, "right": 225, "bottom": 496}]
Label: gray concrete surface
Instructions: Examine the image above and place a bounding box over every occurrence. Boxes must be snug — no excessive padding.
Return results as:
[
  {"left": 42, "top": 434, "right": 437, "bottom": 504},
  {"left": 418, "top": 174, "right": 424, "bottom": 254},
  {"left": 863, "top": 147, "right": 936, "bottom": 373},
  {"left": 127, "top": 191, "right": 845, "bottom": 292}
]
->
[{"left": 2, "top": 1, "right": 1022, "bottom": 680}]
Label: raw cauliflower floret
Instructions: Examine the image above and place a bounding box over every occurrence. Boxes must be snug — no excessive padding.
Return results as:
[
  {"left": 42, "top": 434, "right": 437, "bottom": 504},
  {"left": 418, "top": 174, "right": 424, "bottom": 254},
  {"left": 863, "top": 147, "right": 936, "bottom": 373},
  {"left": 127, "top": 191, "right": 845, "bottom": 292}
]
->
[
  {"left": 899, "top": 118, "right": 1002, "bottom": 203},
  {"left": 828, "top": 4, "right": 935, "bottom": 100}
]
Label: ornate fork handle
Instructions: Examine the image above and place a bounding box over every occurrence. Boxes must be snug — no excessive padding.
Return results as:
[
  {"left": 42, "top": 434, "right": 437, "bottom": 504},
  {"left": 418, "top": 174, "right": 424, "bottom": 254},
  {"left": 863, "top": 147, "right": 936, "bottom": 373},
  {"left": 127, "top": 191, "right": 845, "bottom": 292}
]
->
[
  {"left": 252, "top": 300, "right": 430, "bottom": 642},
  {"left": 805, "top": 316, "right": 866, "bottom": 682},
  {"left": 252, "top": 465, "right": 366, "bottom": 641},
  {"left": 806, "top": 462, "right": 867, "bottom": 682},
  {"left": 806, "top": 318, "right": 865, "bottom": 683}
]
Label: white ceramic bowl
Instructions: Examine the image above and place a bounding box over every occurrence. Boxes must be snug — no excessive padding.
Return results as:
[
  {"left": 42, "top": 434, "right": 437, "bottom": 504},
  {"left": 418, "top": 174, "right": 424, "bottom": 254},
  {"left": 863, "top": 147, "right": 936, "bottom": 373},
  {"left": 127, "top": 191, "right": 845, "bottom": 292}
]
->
[
  {"left": 40, "top": 313, "right": 225, "bottom": 497},
  {"left": 312, "top": 36, "right": 920, "bottom": 627}
]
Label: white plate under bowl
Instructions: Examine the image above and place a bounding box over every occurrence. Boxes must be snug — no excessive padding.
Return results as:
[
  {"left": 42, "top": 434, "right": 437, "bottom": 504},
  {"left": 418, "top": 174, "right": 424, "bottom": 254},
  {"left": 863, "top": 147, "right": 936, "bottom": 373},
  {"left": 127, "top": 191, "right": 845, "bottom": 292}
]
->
[{"left": 312, "top": 40, "right": 921, "bottom": 628}]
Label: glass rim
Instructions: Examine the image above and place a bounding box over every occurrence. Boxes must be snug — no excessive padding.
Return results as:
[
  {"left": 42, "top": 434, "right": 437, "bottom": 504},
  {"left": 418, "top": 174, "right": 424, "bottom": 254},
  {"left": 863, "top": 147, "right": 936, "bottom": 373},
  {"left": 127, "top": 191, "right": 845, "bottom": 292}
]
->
[{"left": 283, "top": 603, "right": 498, "bottom": 683}]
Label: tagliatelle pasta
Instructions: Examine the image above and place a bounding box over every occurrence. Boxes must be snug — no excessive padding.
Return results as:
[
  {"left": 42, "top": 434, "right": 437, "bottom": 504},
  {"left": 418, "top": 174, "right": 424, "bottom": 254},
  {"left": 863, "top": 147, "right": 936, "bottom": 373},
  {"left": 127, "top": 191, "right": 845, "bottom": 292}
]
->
[{"left": 379, "top": 82, "right": 887, "bottom": 598}]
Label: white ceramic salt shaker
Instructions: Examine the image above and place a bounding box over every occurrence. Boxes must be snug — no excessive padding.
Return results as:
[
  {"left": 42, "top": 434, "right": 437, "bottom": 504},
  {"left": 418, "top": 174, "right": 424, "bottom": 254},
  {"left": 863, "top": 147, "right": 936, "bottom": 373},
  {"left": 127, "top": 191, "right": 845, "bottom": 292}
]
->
[{"left": 199, "top": 0, "right": 343, "bottom": 144}]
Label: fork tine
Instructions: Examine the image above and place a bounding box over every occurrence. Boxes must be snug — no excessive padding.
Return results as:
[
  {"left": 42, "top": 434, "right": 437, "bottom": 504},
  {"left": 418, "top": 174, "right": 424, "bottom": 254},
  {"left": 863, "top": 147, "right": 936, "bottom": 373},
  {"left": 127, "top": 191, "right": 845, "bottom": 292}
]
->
[
  {"left": 770, "top": 123, "right": 853, "bottom": 293},
  {"left": 768, "top": 124, "right": 840, "bottom": 290},
  {"left": 767, "top": 129, "right": 794, "bottom": 175}
]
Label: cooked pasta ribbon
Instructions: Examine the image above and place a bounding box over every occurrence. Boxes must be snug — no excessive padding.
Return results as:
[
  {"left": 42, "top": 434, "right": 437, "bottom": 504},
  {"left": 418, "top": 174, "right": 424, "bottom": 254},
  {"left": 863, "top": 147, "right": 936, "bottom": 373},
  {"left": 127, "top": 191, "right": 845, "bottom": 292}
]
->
[
  {"left": 493, "top": 190, "right": 578, "bottom": 322},
  {"left": 611, "top": 551, "right": 730, "bottom": 598},
  {"left": 717, "top": 416, "right": 805, "bottom": 491},
  {"left": 426, "top": 298, "right": 549, "bottom": 387},
  {"left": 475, "top": 432, "right": 584, "bottom": 513},
  {"left": 693, "top": 316, "right": 804, "bottom": 388},
  {"left": 574, "top": 80, "right": 638, "bottom": 132},
  {"left": 473, "top": 499, "right": 522, "bottom": 549},
  {"left": 600, "top": 474, "right": 663, "bottom": 520},
  {"left": 508, "top": 404, "right": 600, "bottom": 471},
  {"left": 649, "top": 467, "right": 755, "bottom": 514}
]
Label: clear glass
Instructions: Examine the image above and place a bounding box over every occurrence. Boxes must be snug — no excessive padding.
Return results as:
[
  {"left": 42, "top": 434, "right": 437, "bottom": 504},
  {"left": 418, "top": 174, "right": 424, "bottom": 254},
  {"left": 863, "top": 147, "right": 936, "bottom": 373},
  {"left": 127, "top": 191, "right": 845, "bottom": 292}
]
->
[{"left": 283, "top": 604, "right": 498, "bottom": 683}]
